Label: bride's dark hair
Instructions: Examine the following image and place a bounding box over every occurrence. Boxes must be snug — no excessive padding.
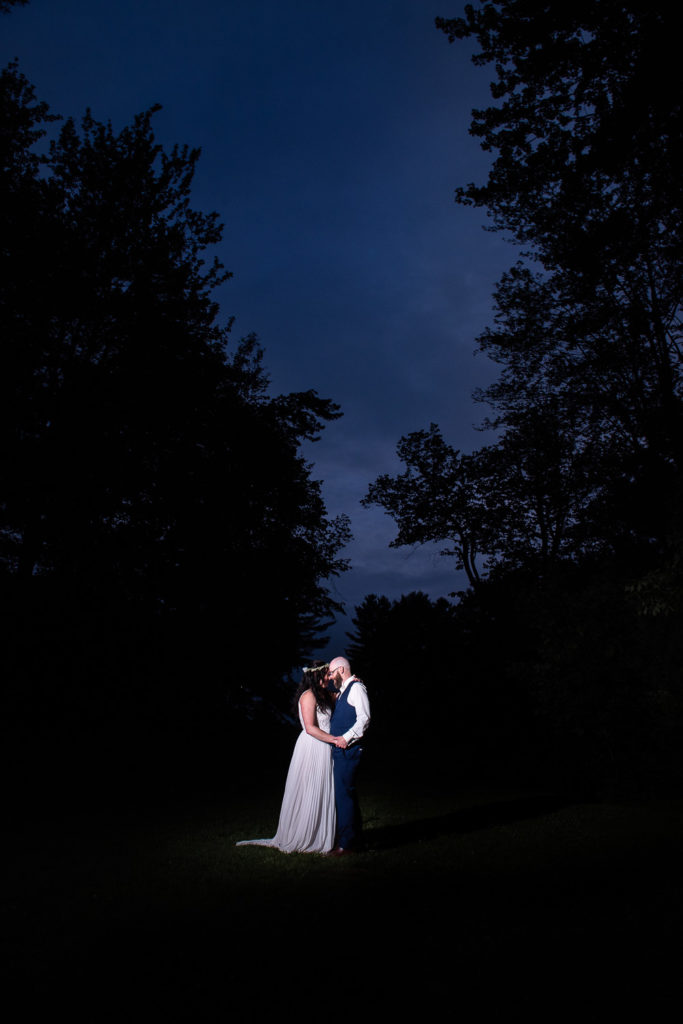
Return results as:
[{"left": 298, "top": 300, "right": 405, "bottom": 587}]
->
[{"left": 293, "top": 661, "right": 335, "bottom": 716}]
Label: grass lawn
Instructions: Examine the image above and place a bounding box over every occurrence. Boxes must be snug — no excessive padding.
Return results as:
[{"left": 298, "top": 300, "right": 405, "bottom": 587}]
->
[{"left": 5, "top": 769, "right": 683, "bottom": 1016}]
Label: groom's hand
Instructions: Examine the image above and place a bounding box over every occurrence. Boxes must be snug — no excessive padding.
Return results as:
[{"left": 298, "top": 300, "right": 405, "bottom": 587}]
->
[{"left": 335, "top": 736, "right": 348, "bottom": 749}]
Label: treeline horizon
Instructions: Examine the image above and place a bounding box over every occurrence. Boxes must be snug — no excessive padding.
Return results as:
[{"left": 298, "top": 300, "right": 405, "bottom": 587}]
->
[
  {"left": 1, "top": 0, "right": 350, "bottom": 807},
  {"left": 3, "top": 1, "right": 682, "bottom": 806}
]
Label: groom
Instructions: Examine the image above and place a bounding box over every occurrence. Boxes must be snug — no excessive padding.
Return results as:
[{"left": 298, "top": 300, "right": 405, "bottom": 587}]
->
[{"left": 327, "top": 656, "right": 370, "bottom": 855}]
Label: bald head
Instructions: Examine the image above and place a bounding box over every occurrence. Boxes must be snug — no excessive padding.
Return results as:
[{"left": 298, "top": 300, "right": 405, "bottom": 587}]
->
[
  {"left": 328, "top": 656, "right": 351, "bottom": 690},
  {"left": 329, "top": 656, "right": 350, "bottom": 676}
]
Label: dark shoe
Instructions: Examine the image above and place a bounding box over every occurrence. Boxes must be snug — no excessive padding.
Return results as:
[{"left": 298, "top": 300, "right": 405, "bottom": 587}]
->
[{"left": 326, "top": 846, "right": 354, "bottom": 857}]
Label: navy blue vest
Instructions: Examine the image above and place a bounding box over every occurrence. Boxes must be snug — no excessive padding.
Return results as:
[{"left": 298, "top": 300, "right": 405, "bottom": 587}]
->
[{"left": 330, "top": 679, "right": 358, "bottom": 735}]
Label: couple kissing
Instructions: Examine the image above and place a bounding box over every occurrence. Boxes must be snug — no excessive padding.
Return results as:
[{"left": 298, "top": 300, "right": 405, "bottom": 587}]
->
[{"left": 237, "top": 656, "right": 370, "bottom": 855}]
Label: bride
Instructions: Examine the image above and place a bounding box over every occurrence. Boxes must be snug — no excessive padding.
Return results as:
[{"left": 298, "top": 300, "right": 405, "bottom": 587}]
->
[{"left": 236, "top": 663, "right": 343, "bottom": 854}]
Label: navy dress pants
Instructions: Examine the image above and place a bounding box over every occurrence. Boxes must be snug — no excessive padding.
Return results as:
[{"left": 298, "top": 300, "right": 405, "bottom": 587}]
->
[{"left": 332, "top": 745, "right": 363, "bottom": 850}]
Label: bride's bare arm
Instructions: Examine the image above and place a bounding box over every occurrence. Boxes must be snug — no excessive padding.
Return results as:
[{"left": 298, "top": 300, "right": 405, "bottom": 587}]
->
[{"left": 300, "top": 689, "right": 341, "bottom": 745}]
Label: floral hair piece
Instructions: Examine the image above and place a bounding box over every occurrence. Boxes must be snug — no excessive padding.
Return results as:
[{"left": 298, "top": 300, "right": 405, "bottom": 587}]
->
[{"left": 302, "top": 663, "right": 329, "bottom": 674}]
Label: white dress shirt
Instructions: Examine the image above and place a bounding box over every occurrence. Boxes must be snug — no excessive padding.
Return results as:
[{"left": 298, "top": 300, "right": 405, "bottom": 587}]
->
[{"left": 338, "top": 675, "right": 370, "bottom": 745}]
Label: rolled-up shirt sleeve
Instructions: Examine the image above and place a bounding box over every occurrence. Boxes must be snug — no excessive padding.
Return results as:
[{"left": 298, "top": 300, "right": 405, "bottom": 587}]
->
[{"left": 343, "top": 680, "right": 370, "bottom": 745}]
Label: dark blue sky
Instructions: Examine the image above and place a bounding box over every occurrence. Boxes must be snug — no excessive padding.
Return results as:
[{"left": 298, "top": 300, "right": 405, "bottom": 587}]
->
[{"left": 2, "top": 0, "right": 513, "bottom": 652}]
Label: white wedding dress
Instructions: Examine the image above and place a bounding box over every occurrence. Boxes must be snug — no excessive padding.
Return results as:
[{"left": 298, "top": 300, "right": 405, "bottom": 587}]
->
[{"left": 236, "top": 699, "right": 336, "bottom": 854}]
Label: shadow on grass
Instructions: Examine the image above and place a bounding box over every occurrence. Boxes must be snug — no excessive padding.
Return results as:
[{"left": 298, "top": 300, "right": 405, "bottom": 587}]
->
[{"left": 363, "top": 793, "right": 564, "bottom": 851}]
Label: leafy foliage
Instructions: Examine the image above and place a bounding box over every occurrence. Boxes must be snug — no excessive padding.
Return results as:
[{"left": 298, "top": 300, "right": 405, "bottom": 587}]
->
[
  {"left": 363, "top": 426, "right": 487, "bottom": 585},
  {"left": 0, "top": 1, "right": 28, "bottom": 14},
  {"left": 0, "top": 62, "right": 350, "bottom": 780},
  {"left": 436, "top": 2, "right": 681, "bottom": 267},
  {"left": 368, "top": 2, "right": 682, "bottom": 586},
  {"left": 346, "top": 591, "right": 461, "bottom": 754},
  {"left": 361, "top": 2, "right": 683, "bottom": 791}
]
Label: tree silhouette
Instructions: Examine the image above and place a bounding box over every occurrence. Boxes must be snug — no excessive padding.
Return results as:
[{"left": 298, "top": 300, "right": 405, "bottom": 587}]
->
[
  {"left": 0, "top": 1, "right": 28, "bottom": 14},
  {"left": 362, "top": 2, "right": 683, "bottom": 791},
  {"left": 363, "top": 409, "right": 599, "bottom": 582},
  {"left": 347, "top": 591, "right": 459, "bottom": 744},
  {"left": 368, "top": 3, "right": 682, "bottom": 588},
  {"left": 0, "top": 64, "right": 350, "bottom": 788}
]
